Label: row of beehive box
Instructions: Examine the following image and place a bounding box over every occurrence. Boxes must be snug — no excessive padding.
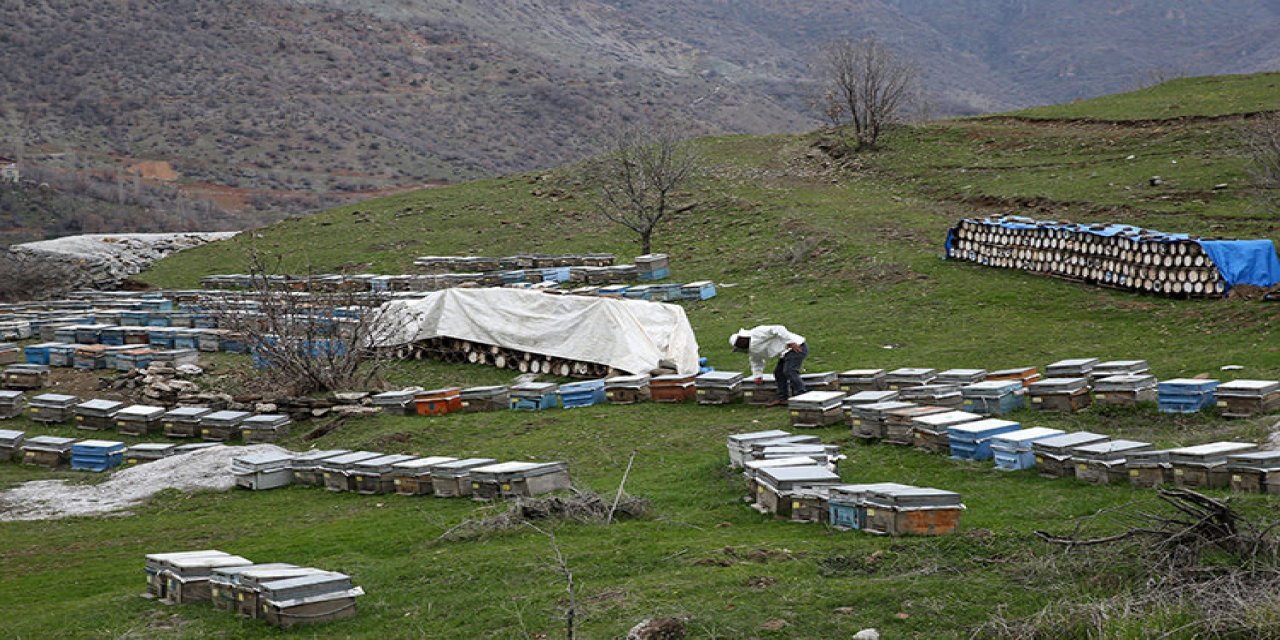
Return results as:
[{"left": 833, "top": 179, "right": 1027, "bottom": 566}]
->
[
  {"left": 0, "top": 430, "right": 224, "bottom": 471},
  {"left": 8, "top": 348, "right": 200, "bottom": 382},
  {"left": 725, "top": 429, "right": 964, "bottom": 535},
  {"left": 145, "top": 550, "right": 362, "bottom": 629},
  {"left": 25, "top": 325, "right": 247, "bottom": 356},
  {"left": 232, "top": 449, "right": 571, "bottom": 501},
  {"left": 2, "top": 395, "right": 292, "bottom": 445}
]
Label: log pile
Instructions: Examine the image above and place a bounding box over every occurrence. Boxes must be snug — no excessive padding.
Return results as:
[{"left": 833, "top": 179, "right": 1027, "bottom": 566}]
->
[
  {"left": 391, "top": 338, "right": 614, "bottom": 379},
  {"left": 946, "top": 217, "right": 1227, "bottom": 297}
]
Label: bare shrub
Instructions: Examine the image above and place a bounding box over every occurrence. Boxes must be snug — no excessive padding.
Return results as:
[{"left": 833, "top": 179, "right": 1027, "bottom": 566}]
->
[{"left": 812, "top": 37, "right": 919, "bottom": 150}]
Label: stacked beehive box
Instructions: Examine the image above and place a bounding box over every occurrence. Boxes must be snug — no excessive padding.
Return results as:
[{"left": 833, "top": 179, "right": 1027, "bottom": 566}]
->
[
  {"left": 1215, "top": 380, "right": 1280, "bottom": 418},
  {"left": 788, "top": 391, "right": 847, "bottom": 428},
  {"left": 991, "top": 427, "right": 1065, "bottom": 471},
  {"left": 0, "top": 390, "right": 26, "bottom": 418},
  {"left": 1158, "top": 379, "right": 1219, "bottom": 414},
  {"left": 695, "top": 371, "right": 743, "bottom": 405},
  {"left": 1031, "top": 431, "right": 1110, "bottom": 478},
  {"left": 1073, "top": 440, "right": 1154, "bottom": 485},
  {"left": 1093, "top": 374, "right": 1158, "bottom": 406},
  {"left": 1027, "top": 377, "right": 1092, "bottom": 412},
  {"left": 604, "top": 375, "right": 650, "bottom": 404},
  {"left": 946, "top": 216, "right": 1231, "bottom": 297}
]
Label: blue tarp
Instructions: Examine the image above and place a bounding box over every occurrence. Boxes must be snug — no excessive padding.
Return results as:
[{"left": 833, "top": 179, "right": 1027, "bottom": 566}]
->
[{"left": 946, "top": 216, "right": 1280, "bottom": 293}]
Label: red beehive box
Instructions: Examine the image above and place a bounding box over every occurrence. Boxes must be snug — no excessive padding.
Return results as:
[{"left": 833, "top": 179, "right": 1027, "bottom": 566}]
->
[
  {"left": 650, "top": 374, "right": 696, "bottom": 403},
  {"left": 414, "top": 387, "right": 462, "bottom": 417}
]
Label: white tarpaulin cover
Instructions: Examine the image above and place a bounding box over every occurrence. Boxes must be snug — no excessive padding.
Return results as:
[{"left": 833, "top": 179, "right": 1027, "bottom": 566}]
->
[{"left": 378, "top": 288, "right": 701, "bottom": 375}]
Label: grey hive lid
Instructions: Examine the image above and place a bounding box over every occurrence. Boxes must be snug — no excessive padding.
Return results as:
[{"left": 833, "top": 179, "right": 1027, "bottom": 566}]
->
[
  {"left": 211, "top": 562, "right": 298, "bottom": 581},
  {"left": 291, "top": 449, "right": 350, "bottom": 463},
  {"left": 511, "top": 382, "right": 557, "bottom": 392},
  {"left": 751, "top": 435, "right": 820, "bottom": 449},
  {"left": 788, "top": 391, "right": 846, "bottom": 406},
  {"left": 800, "top": 371, "right": 838, "bottom": 381},
  {"left": 604, "top": 375, "right": 650, "bottom": 386},
  {"left": 912, "top": 411, "right": 983, "bottom": 427},
  {"left": 1072, "top": 440, "right": 1152, "bottom": 461},
  {"left": 74, "top": 439, "right": 125, "bottom": 449},
  {"left": 938, "top": 368, "right": 987, "bottom": 378},
  {"left": 697, "top": 371, "right": 744, "bottom": 384},
  {"left": 352, "top": 454, "right": 418, "bottom": 470},
  {"left": 1029, "top": 377, "right": 1089, "bottom": 392},
  {"left": 962, "top": 380, "right": 1023, "bottom": 396},
  {"left": 0, "top": 390, "right": 24, "bottom": 400},
  {"left": 372, "top": 388, "right": 423, "bottom": 401},
  {"left": 652, "top": 374, "right": 695, "bottom": 383},
  {"left": 239, "top": 566, "right": 328, "bottom": 585},
  {"left": 243, "top": 414, "right": 291, "bottom": 427},
  {"left": 887, "top": 368, "right": 936, "bottom": 378},
  {"left": 432, "top": 457, "right": 498, "bottom": 472},
  {"left": 76, "top": 399, "right": 124, "bottom": 411},
  {"left": 1093, "top": 374, "right": 1157, "bottom": 390},
  {"left": 0, "top": 428, "right": 25, "bottom": 440},
  {"left": 727, "top": 429, "right": 792, "bottom": 445},
  {"left": 204, "top": 410, "right": 251, "bottom": 421},
  {"left": 949, "top": 418, "right": 1020, "bottom": 434},
  {"left": 234, "top": 451, "right": 295, "bottom": 467},
  {"left": 25, "top": 435, "right": 77, "bottom": 447},
  {"left": 1096, "top": 359, "right": 1149, "bottom": 370},
  {"left": 839, "top": 369, "right": 885, "bottom": 378},
  {"left": 164, "top": 406, "right": 212, "bottom": 418},
  {"left": 852, "top": 400, "right": 914, "bottom": 413},
  {"left": 867, "top": 486, "right": 962, "bottom": 508},
  {"left": 991, "top": 427, "right": 1064, "bottom": 443},
  {"left": 472, "top": 461, "right": 565, "bottom": 476},
  {"left": 1032, "top": 431, "right": 1110, "bottom": 452},
  {"left": 743, "top": 456, "right": 825, "bottom": 472},
  {"left": 1227, "top": 451, "right": 1280, "bottom": 468},
  {"left": 900, "top": 384, "right": 962, "bottom": 397},
  {"left": 259, "top": 572, "right": 353, "bottom": 597},
  {"left": 460, "top": 385, "right": 509, "bottom": 397},
  {"left": 322, "top": 451, "right": 384, "bottom": 466},
  {"left": 1170, "top": 442, "right": 1256, "bottom": 462},
  {"left": 118, "top": 405, "right": 166, "bottom": 419},
  {"left": 393, "top": 456, "right": 457, "bottom": 471},
  {"left": 146, "top": 549, "right": 227, "bottom": 564},
  {"left": 846, "top": 390, "right": 899, "bottom": 403},
  {"left": 128, "top": 443, "right": 177, "bottom": 453},
  {"left": 168, "top": 554, "right": 253, "bottom": 570},
  {"left": 759, "top": 465, "right": 841, "bottom": 484},
  {"left": 1217, "top": 379, "right": 1280, "bottom": 396},
  {"left": 829, "top": 482, "right": 915, "bottom": 500},
  {"left": 1048, "top": 358, "right": 1100, "bottom": 368}
]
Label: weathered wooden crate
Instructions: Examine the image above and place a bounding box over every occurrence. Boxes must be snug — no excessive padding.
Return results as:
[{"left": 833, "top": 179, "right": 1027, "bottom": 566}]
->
[
  {"left": 1226, "top": 452, "right": 1280, "bottom": 493},
  {"left": 459, "top": 386, "right": 510, "bottom": 412},
  {"left": 430, "top": 458, "right": 498, "bottom": 497},
  {"left": 391, "top": 457, "right": 457, "bottom": 496},
  {"left": 1032, "top": 431, "right": 1112, "bottom": 478},
  {"left": 604, "top": 375, "right": 650, "bottom": 404},
  {"left": 863, "top": 487, "right": 964, "bottom": 536},
  {"left": 837, "top": 369, "right": 886, "bottom": 393},
  {"left": 350, "top": 454, "right": 417, "bottom": 495},
  {"left": 883, "top": 406, "right": 950, "bottom": 446},
  {"left": 162, "top": 407, "right": 212, "bottom": 438},
  {"left": 788, "top": 489, "right": 830, "bottom": 524},
  {"left": 742, "top": 375, "right": 778, "bottom": 405},
  {"left": 469, "top": 461, "right": 571, "bottom": 500}
]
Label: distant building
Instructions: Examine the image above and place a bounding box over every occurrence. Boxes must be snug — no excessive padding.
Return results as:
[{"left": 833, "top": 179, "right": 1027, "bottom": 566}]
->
[{"left": 0, "top": 157, "right": 17, "bottom": 184}]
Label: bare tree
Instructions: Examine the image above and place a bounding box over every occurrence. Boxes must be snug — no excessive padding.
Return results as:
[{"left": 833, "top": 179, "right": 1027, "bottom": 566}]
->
[
  {"left": 1243, "top": 113, "right": 1280, "bottom": 210},
  {"left": 589, "top": 125, "right": 703, "bottom": 255},
  {"left": 207, "top": 248, "right": 406, "bottom": 395},
  {"left": 813, "top": 37, "right": 918, "bottom": 150}
]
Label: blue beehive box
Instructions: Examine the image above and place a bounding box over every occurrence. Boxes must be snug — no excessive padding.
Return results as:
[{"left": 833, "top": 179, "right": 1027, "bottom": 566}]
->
[
  {"left": 949, "top": 418, "right": 1021, "bottom": 461},
  {"left": 680, "top": 281, "right": 717, "bottom": 301},
  {"left": 597, "top": 285, "right": 630, "bottom": 296},
  {"left": 173, "top": 330, "right": 200, "bottom": 350},
  {"left": 100, "top": 327, "right": 127, "bottom": 346},
  {"left": 54, "top": 326, "right": 78, "bottom": 343},
  {"left": 991, "top": 427, "right": 1066, "bottom": 471},
  {"left": 541, "top": 267, "right": 571, "bottom": 282},
  {"left": 119, "top": 311, "right": 148, "bottom": 326},
  {"left": 74, "top": 324, "right": 109, "bottom": 344},
  {"left": 1158, "top": 378, "right": 1219, "bottom": 414},
  {"left": 623, "top": 285, "right": 654, "bottom": 301},
  {"left": 148, "top": 328, "right": 177, "bottom": 349},
  {"left": 220, "top": 334, "right": 247, "bottom": 353},
  {"left": 48, "top": 344, "right": 78, "bottom": 368},
  {"left": 558, "top": 379, "right": 607, "bottom": 408},
  {"left": 510, "top": 382, "right": 559, "bottom": 411},
  {"left": 23, "top": 343, "right": 60, "bottom": 366},
  {"left": 961, "top": 380, "right": 1025, "bottom": 415},
  {"left": 70, "top": 439, "right": 126, "bottom": 472},
  {"left": 648, "top": 284, "right": 684, "bottom": 302}
]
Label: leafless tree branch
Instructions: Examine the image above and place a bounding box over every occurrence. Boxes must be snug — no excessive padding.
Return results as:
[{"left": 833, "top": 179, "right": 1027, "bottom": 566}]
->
[{"left": 812, "top": 37, "right": 919, "bottom": 150}]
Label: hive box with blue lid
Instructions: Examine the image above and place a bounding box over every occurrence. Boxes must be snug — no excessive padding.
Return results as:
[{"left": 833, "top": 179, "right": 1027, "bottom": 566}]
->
[
  {"left": 1226, "top": 451, "right": 1280, "bottom": 493},
  {"left": 911, "top": 410, "right": 984, "bottom": 454},
  {"left": 1072, "top": 440, "right": 1152, "bottom": 484},
  {"left": 828, "top": 483, "right": 915, "bottom": 530},
  {"left": 70, "top": 439, "right": 126, "bottom": 472},
  {"left": 948, "top": 418, "right": 1021, "bottom": 461},
  {"left": 1032, "top": 431, "right": 1111, "bottom": 477},
  {"left": 1169, "top": 441, "right": 1257, "bottom": 489},
  {"left": 991, "top": 427, "right": 1066, "bottom": 471},
  {"left": 1158, "top": 378, "right": 1220, "bottom": 414},
  {"left": 509, "top": 381, "right": 558, "bottom": 411},
  {"left": 558, "top": 379, "right": 607, "bottom": 408},
  {"left": 960, "top": 380, "right": 1025, "bottom": 415}
]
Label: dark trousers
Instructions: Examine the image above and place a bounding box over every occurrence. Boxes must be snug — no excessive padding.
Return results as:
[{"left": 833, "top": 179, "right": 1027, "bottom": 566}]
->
[{"left": 774, "top": 343, "right": 808, "bottom": 400}]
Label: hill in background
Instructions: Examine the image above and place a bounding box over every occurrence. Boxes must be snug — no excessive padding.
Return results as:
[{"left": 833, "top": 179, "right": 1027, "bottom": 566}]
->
[{"left": 3, "top": 1, "right": 1280, "bottom": 240}]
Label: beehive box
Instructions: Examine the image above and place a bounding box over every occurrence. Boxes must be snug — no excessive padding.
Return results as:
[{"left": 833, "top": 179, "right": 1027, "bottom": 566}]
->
[
  {"left": 145, "top": 550, "right": 231, "bottom": 599},
  {"left": 391, "top": 456, "right": 458, "bottom": 496},
  {"left": 350, "top": 454, "right": 418, "bottom": 494},
  {"left": 960, "top": 380, "right": 1025, "bottom": 415},
  {"left": 233, "top": 451, "right": 295, "bottom": 490},
  {"left": 1045, "top": 358, "right": 1099, "bottom": 378},
  {"left": 70, "top": 439, "right": 126, "bottom": 472},
  {"left": 236, "top": 567, "right": 324, "bottom": 618},
  {"left": 21, "top": 342, "right": 61, "bottom": 366},
  {"left": 469, "top": 461, "right": 571, "bottom": 500},
  {"left": 114, "top": 404, "right": 166, "bottom": 436},
  {"left": 743, "top": 456, "right": 833, "bottom": 498},
  {"left": 1215, "top": 380, "right": 1280, "bottom": 418},
  {"left": 1158, "top": 379, "right": 1220, "bottom": 414},
  {"left": 73, "top": 399, "right": 124, "bottom": 431},
  {"left": 370, "top": 388, "right": 423, "bottom": 416},
  {"left": 991, "top": 427, "right": 1066, "bottom": 471},
  {"left": 884, "top": 368, "right": 937, "bottom": 390},
  {"left": 787, "top": 487, "right": 832, "bottom": 524},
  {"left": 0, "top": 389, "right": 26, "bottom": 418},
  {"left": 935, "top": 369, "right": 988, "bottom": 386},
  {"left": 258, "top": 574, "right": 364, "bottom": 629},
  {"left": 883, "top": 405, "right": 952, "bottom": 445},
  {"left": 1070, "top": 439, "right": 1152, "bottom": 484},
  {"left": 430, "top": 458, "right": 498, "bottom": 497},
  {"left": 1169, "top": 442, "right": 1257, "bottom": 488},
  {"left": 749, "top": 442, "right": 838, "bottom": 466},
  {"left": 0, "top": 342, "right": 18, "bottom": 365},
  {"left": 320, "top": 451, "right": 384, "bottom": 492},
  {"left": 1126, "top": 449, "right": 1176, "bottom": 487},
  {"left": 48, "top": 343, "right": 78, "bottom": 367},
  {"left": 200, "top": 410, "right": 251, "bottom": 441},
  {"left": 415, "top": 387, "right": 464, "bottom": 416},
  {"left": 162, "top": 407, "right": 212, "bottom": 438},
  {"left": 681, "top": 281, "right": 717, "bottom": 300},
  {"left": 634, "top": 253, "right": 670, "bottom": 280},
  {"left": 850, "top": 401, "right": 916, "bottom": 440},
  {"left": 843, "top": 390, "right": 900, "bottom": 411},
  {"left": 1226, "top": 451, "right": 1280, "bottom": 493},
  {"left": 828, "top": 483, "right": 915, "bottom": 530},
  {"left": 1027, "top": 378, "right": 1093, "bottom": 413},
  {"left": 0, "top": 428, "right": 25, "bottom": 461},
  {"left": 987, "top": 367, "right": 1042, "bottom": 388},
  {"left": 210, "top": 563, "right": 297, "bottom": 612},
  {"left": 742, "top": 375, "right": 778, "bottom": 405},
  {"left": 241, "top": 414, "right": 292, "bottom": 444},
  {"left": 948, "top": 418, "right": 1020, "bottom": 461},
  {"left": 726, "top": 429, "right": 793, "bottom": 468},
  {"left": 163, "top": 555, "right": 254, "bottom": 604},
  {"left": 1090, "top": 360, "right": 1151, "bottom": 382},
  {"left": 508, "top": 382, "right": 558, "bottom": 411},
  {"left": 650, "top": 374, "right": 696, "bottom": 403},
  {"left": 604, "top": 375, "right": 651, "bottom": 404},
  {"left": 695, "top": 371, "right": 744, "bottom": 405},
  {"left": 73, "top": 344, "right": 109, "bottom": 370},
  {"left": 459, "top": 386, "right": 510, "bottom": 412},
  {"left": 863, "top": 486, "right": 964, "bottom": 536},
  {"left": 559, "top": 379, "right": 607, "bottom": 408},
  {"left": 290, "top": 450, "right": 351, "bottom": 487},
  {"left": 753, "top": 465, "right": 842, "bottom": 518},
  {"left": 1032, "top": 431, "right": 1111, "bottom": 478},
  {"left": 911, "top": 410, "right": 983, "bottom": 453},
  {"left": 897, "top": 385, "right": 963, "bottom": 410},
  {"left": 799, "top": 371, "right": 839, "bottom": 392},
  {"left": 124, "top": 442, "right": 177, "bottom": 465},
  {"left": 788, "top": 391, "right": 847, "bottom": 428},
  {"left": 838, "top": 369, "right": 886, "bottom": 393},
  {"left": 20, "top": 435, "right": 77, "bottom": 468},
  {"left": 3, "top": 364, "right": 49, "bottom": 390},
  {"left": 1093, "top": 374, "right": 1158, "bottom": 406}
]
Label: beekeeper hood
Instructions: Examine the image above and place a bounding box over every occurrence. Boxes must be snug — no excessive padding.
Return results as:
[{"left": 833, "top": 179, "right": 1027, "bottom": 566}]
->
[{"left": 729, "top": 329, "right": 750, "bottom": 352}]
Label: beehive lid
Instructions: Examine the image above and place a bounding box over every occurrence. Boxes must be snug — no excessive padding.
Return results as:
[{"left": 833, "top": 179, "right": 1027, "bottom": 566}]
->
[
  {"left": 291, "top": 449, "right": 350, "bottom": 464},
  {"left": 432, "top": 457, "right": 498, "bottom": 473},
  {"left": 164, "top": 406, "right": 212, "bottom": 419},
  {"left": 234, "top": 451, "right": 294, "bottom": 467},
  {"left": 1029, "top": 377, "right": 1089, "bottom": 393},
  {"left": 937, "top": 369, "right": 988, "bottom": 383},
  {"left": 756, "top": 444, "right": 835, "bottom": 458},
  {"left": 73, "top": 439, "right": 125, "bottom": 450},
  {"left": 853, "top": 401, "right": 917, "bottom": 417},
  {"left": 418, "top": 386, "right": 463, "bottom": 397},
  {"left": 0, "top": 390, "right": 24, "bottom": 401},
  {"left": 1032, "top": 431, "right": 1110, "bottom": 453},
  {"left": 727, "top": 429, "right": 792, "bottom": 446},
  {"left": 752, "top": 435, "right": 821, "bottom": 449},
  {"left": 76, "top": 399, "right": 124, "bottom": 412},
  {"left": 949, "top": 418, "right": 1020, "bottom": 435},
  {"left": 117, "top": 405, "right": 166, "bottom": 419},
  {"left": 473, "top": 461, "right": 563, "bottom": 476},
  {"left": 696, "top": 371, "right": 744, "bottom": 385},
  {"left": 1047, "top": 358, "right": 1099, "bottom": 370},
  {"left": 962, "top": 380, "right": 1023, "bottom": 397},
  {"left": 393, "top": 456, "right": 457, "bottom": 471},
  {"left": 839, "top": 369, "right": 885, "bottom": 379},
  {"left": 259, "top": 572, "right": 353, "bottom": 599},
  {"left": 560, "top": 379, "right": 606, "bottom": 392},
  {"left": 990, "top": 366, "right": 1038, "bottom": 378},
  {"left": 460, "top": 385, "right": 509, "bottom": 398},
  {"left": 1217, "top": 379, "right": 1280, "bottom": 396},
  {"left": 174, "top": 442, "right": 220, "bottom": 453},
  {"left": 146, "top": 550, "right": 229, "bottom": 569},
  {"left": 242, "top": 414, "right": 291, "bottom": 428},
  {"left": 1096, "top": 360, "right": 1149, "bottom": 371},
  {"left": 1158, "top": 378, "right": 1220, "bottom": 393},
  {"left": 912, "top": 411, "right": 983, "bottom": 428},
  {"left": 788, "top": 391, "right": 846, "bottom": 408},
  {"left": 204, "top": 410, "right": 251, "bottom": 422},
  {"left": 900, "top": 384, "right": 962, "bottom": 398},
  {"left": 683, "top": 280, "right": 714, "bottom": 288},
  {"left": 1227, "top": 451, "right": 1280, "bottom": 469},
  {"left": 322, "top": 451, "right": 384, "bottom": 467},
  {"left": 758, "top": 465, "right": 841, "bottom": 486},
  {"left": 0, "top": 428, "right": 25, "bottom": 441},
  {"left": 510, "top": 382, "right": 558, "bottom": 393},
  {"left": 604, "top": 375, "right": 650, "bottom": 387},
  {"left": 128, "top": 443, "right": 177, "bottom": 454},
  {"left": 1170, "top": 442, "right": 1256, "bottom": 462},
  {"left": 993, "top": 427, "right": 1065, "bottom": 444},
  {"left": 1072, "top": 439, "right": 1152, "bottom": 460},
  {"left": 829, "top": 482, "right": 915, "bottom": 501},
  {"left": 888, "top": 405, "right": 951, "bottom": 420},
  {"left": 372, "top": 388, "right": 423, "bottom": 403},
  {"left": 351, "top": 454, "right": 417, "bottom": 471},
  {"left": 652, "top": 374, "right": 695, "bottom": 383},
  {"left": 24, "top": 436, "right": 76, "bottom": 450},
  {"left": 846, "top": 390, "right": 900, "bottom": 404},
  {"left": 240, "top": 567, "right": 327, "bottom": 586},
  {"left": 31, "top": 393, "right": 78, "bottom": 406},
  {"left": 887, "top": 368, "right": 936, "bottom": 379},
  {"left": 800, "top": 371, "right": 838, "bottom": 383},
  {"left": 868, "top": 486, "right": 963, "bottom": 508},
  {"left": 1093, "top": 374, "right": 1157, "bottom": 391},
  {"left": 743, "top": 456, "right": 825, "bottom": 474},
  {"left": 211, "top": 563, "right": 298, "bottom": 583},
  {"left": 168, "top": 554, "right": 253, "bottom": 571}
]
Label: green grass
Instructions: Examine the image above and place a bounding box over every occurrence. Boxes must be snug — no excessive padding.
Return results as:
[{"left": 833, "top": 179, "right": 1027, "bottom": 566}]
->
[
  {"left": 1002, "top": 72, "right": 1280, "bottom": 121},
  {"left": 5, "top": 73, "right": 1280, "bottom": 638}
]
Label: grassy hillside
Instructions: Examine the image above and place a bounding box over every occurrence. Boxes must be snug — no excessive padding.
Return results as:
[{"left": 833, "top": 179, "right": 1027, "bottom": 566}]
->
[
  {"left": 1004, "top": 71, "right": 1280, "bottom": 121},
  {"left": 5, "top": 74, "right": 1280, "bottom": 638}
]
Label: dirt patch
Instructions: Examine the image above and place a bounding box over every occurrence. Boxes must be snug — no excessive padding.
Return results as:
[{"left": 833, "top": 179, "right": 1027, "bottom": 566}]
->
[
  {"left": 127, "top": 160, "right": 179, "bottom": 181},
  {"left": 743, "top": 575, "right": 777, "bottom": 589},
  {"left": 836, "top": 258, "right": 923, "bottom": 289}
]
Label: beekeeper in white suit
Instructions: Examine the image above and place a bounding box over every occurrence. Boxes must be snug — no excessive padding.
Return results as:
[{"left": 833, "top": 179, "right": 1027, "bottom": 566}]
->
[{"left": 730, "top": 325, "right": 808, "bottom": 406}]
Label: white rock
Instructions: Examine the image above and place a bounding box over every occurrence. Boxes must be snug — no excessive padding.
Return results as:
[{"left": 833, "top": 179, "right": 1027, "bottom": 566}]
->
[
  {"left": 853, "top": 630, "right": 880, "bottom": 640},
  {"left": 176, "top": 364, "right": 204, "bottom": 376}
]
